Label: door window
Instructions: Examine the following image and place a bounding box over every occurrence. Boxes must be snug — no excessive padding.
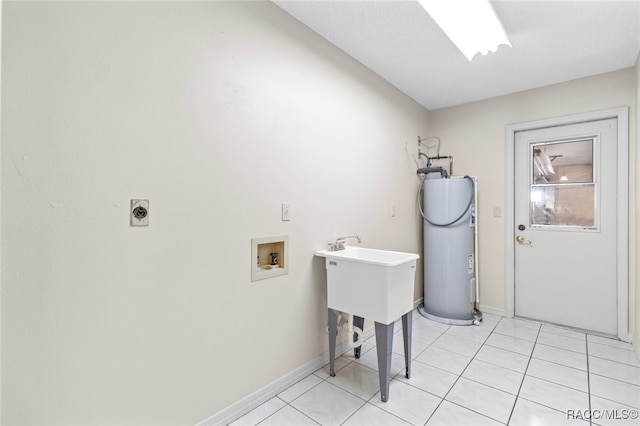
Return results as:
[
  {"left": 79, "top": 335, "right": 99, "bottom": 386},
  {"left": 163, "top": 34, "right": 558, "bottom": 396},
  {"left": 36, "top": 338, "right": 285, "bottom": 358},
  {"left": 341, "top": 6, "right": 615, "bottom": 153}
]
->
[{"left": 529, "top": 139, "right": 596, "bottom": 228}]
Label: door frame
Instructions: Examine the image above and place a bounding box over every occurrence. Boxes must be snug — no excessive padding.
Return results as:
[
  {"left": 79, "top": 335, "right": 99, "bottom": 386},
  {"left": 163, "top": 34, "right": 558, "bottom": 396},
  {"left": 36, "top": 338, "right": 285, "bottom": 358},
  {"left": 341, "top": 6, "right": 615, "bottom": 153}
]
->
[{"left": 505, "top": 107, "right": 629, "bottom": 341}]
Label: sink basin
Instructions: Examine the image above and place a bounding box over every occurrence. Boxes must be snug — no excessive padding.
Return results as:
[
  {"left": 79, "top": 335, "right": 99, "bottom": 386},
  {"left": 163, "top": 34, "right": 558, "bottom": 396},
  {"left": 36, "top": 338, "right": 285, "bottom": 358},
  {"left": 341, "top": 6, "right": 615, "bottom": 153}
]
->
[{"left": 315, "top": 246, "right": 419, "bottom": 324}]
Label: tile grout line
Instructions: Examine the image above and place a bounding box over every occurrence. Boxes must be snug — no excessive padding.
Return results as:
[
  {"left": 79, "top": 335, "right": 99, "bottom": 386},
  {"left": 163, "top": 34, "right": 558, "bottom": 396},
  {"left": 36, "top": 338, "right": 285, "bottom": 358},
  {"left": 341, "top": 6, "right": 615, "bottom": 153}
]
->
[
  {"left": 384, "top": 320, "right": 454, "bottom": 425},
  {"left": 586, "top": 334, "right": 592, "bottom": 426},
  {"left": 421, "top": 322, "right": 476, "bottom": 426},
  {"left": 339, "top": 319, "right": 453, "bottom": 426},
  {"left": 291, "top": 317, "right": 450, "bottom": 426},
  {"left": 505, "top": 322, "right": 542, "bottom": 425},
  {"left": 264, "top": 363, "right": 352, "bottom": 426},
  {"left": 410, "top": 317, "right": 500, "bottom": 424},
  {"left": 253, "top": 395, "right": 320, "bottom": 426},
  {"left": 280, "top": 366, "right": 366, "bottom": 426},
  {"left": 390, "top": 321, "right": 454, "bottom": 426},
  {"left": 422, "top": 318, "right": 501, "bottom": 425},
  {"left": 241, "top": 315, "right": 637, "bottom": 425},
  {"left": 507, "top": 326, "right": 598, "bottom": 423}
]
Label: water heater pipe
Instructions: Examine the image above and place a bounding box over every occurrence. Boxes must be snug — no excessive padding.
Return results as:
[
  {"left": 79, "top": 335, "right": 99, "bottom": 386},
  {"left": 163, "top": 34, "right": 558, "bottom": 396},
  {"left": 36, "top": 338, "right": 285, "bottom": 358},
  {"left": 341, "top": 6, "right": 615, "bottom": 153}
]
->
[
  {"left": 472, "top": 176, "right": 480, "bottom": 313},
  {"left": 417, "top": 166, "right": 448, "bottom": 178},
  {"left": 418, "top": 175, "right": 475, "bottom": 227}
]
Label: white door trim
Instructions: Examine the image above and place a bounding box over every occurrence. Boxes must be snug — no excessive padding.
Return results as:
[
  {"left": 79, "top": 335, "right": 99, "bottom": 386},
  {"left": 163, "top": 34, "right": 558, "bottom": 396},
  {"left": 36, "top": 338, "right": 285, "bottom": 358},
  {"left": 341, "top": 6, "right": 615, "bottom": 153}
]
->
[{"left": 505, "top": 107, "right": 629, "bottom": 341}]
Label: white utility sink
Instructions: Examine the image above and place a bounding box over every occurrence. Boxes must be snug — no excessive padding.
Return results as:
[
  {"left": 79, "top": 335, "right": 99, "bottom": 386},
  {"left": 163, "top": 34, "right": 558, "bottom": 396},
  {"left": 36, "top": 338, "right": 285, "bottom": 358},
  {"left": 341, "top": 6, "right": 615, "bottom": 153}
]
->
[{"left": 315, "top": 246, "right": 419, "bottom": 324}]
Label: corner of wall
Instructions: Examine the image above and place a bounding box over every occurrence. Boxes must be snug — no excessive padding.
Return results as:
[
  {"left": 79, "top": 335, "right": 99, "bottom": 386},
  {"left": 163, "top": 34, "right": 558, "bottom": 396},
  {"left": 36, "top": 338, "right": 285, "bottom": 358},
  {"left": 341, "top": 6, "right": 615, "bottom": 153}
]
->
[
  {"left": 1, "top": 0, "right": 4, "bottom": 419},
  {"left": 634, "top": 53, "right": 640, "bottom": 358}
]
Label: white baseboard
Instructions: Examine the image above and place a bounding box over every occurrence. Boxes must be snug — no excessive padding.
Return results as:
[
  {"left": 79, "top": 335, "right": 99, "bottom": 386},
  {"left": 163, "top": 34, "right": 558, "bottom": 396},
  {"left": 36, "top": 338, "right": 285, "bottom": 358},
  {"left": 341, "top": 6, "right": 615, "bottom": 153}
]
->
[
  {"left": 198, "top": 305, "right": 425, "bottom": 425},
  {"left": 196, "top": 330, "right": 374, "bottom": 426},
  {"left": 195, "top": 346, "right": 340, "bottom": 425},
  {"left": 478, "top": 304, "right": 506, "bottom": 317},
  {"left": 416, "top": 298, "right": 506, "bottom": 319},
  {"left": 633, "top": 335, "right": 640, "bottom": 361}
]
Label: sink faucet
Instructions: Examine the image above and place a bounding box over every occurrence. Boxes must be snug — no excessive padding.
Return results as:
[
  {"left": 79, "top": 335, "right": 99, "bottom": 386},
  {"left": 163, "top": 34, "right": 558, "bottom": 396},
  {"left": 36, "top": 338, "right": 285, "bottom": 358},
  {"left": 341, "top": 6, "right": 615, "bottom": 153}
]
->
[{"left": 329, "top": 235, "right": 362, "bottom": 251}]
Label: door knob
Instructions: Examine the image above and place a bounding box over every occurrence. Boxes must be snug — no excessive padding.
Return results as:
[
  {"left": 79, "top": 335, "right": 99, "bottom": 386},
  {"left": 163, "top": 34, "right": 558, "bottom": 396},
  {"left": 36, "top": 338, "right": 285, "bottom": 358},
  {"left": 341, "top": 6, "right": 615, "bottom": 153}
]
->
[{"left": 516, "top": 235, "right": 532, "bottom": 246}]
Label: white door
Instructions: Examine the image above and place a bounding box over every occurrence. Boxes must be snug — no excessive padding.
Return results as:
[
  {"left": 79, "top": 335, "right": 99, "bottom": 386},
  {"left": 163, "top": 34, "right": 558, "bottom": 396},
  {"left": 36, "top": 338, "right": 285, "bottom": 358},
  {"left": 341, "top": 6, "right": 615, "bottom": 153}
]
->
[{"left": 514, "top": 118, "right": 618, "bottom": 335}]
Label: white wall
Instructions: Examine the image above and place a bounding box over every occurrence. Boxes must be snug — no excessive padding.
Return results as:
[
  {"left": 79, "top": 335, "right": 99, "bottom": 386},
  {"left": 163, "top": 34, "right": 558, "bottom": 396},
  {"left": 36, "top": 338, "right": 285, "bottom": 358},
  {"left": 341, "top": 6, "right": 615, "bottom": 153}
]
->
[
  {"left": 1, "top": 2, "right": 427, "bottom": 424},
  {"left": 635, "top": 55, "right": 640, "bottom": 356},
  {"left": 429, "top": 69, "right": 637, "bottom": 331},
  {"left": 0, "top": 0, "right": 3, "bottom": 420}
]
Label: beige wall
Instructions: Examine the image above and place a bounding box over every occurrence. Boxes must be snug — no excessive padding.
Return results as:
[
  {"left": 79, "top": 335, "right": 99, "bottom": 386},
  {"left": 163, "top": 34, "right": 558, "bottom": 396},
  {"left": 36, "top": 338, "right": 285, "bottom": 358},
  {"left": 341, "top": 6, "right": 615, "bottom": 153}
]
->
[
  {"left": 1, "top": 2, "right": 427, "bottom": 424},
  {"left": 3, "top": 2, "right": 639, "bottom": 425},
  {"left": 429, "top": 69, "right": 636, "bottom": 333}
]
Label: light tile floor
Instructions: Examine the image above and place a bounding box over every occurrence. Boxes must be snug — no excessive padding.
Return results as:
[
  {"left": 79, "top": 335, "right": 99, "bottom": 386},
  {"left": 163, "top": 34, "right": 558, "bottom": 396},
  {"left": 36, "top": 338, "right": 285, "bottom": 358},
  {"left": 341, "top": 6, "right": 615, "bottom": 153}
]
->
[{"left": 230, "top": 312, "right": 640, "bottom": 425}]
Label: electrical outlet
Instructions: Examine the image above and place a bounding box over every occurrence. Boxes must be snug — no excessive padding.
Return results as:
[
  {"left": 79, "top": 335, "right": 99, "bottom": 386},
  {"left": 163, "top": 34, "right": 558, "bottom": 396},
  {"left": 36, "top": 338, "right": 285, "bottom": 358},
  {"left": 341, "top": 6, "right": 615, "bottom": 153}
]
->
[
  {"left": 281, "top": 202, "right": 291, "bottom": 221},
  {"left": 131, "top": 199, "right": 149, "bottom": 226}
]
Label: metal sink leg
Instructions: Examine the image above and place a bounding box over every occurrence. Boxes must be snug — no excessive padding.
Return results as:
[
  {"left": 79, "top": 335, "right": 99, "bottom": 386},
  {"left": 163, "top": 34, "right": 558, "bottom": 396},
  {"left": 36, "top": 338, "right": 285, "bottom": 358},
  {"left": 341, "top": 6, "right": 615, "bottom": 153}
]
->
[
  {"left": 374, "top": 321, "right": 394, "bottom": 402},
  {"left": 402, "top": 311, "right": 412, "bottom": 379},
  {"left": 328, "top": 308, "right": 338, "bottom": 377}
]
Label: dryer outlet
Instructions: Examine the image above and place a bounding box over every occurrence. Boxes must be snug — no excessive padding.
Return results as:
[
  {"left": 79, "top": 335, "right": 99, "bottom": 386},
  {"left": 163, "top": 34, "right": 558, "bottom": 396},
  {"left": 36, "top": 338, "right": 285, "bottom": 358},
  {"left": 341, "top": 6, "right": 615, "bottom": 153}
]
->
[{"left": 130, "top": 199, "right": 149, "bottom": 226}]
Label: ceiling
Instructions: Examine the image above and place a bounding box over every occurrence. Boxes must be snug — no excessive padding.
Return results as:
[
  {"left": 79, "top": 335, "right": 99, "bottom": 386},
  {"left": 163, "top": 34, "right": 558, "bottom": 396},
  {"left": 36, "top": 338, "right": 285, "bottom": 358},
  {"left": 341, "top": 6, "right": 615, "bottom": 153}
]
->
[{"left": 273, "top": 0, "right": 640, "bottom": 110}]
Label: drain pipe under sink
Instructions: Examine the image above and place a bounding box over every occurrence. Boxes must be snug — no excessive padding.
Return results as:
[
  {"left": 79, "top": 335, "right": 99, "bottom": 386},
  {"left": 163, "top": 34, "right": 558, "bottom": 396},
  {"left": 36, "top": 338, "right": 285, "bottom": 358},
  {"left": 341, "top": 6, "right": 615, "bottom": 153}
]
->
[
  {"left": 346, "top": 314, "right": 364, "bottom": 348},
  {"left": 325, "top": 312, "right": 364, "bottom": 348}
]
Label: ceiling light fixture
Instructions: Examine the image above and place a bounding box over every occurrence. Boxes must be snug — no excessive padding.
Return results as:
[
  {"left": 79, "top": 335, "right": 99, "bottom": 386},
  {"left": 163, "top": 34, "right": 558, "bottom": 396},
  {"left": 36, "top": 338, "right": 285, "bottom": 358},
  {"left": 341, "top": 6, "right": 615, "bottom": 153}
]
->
[{"left": 418, "top": 0, "right": 512, "bottom": 61}]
